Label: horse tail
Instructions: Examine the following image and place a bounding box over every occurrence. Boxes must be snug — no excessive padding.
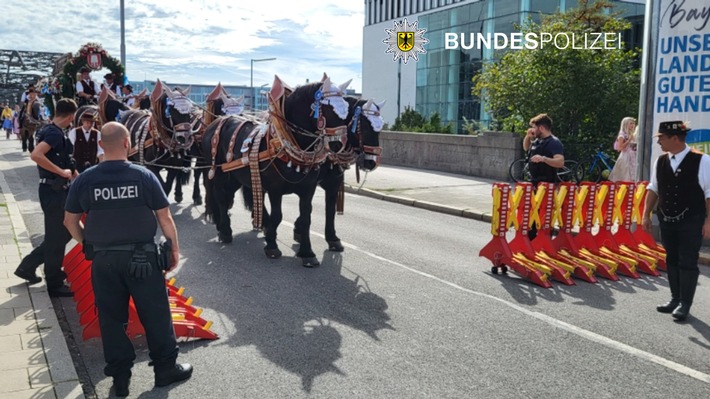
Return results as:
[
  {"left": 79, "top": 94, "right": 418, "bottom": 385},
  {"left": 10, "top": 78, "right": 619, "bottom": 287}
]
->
[
  {"left": 178, "top": 157, "right": 192, "bottom": 186},
  {"left": 203, "top": 171, "right": 216, "bottom": 222},
  {"left": 242, "top": 185, "right": 254, "bottom": 211}
]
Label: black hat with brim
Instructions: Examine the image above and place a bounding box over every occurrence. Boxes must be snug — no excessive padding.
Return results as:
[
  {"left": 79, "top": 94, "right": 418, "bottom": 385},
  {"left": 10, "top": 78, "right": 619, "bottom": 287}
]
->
[{"left": 657, "top": 121, "right": 691, "bottom": 136}]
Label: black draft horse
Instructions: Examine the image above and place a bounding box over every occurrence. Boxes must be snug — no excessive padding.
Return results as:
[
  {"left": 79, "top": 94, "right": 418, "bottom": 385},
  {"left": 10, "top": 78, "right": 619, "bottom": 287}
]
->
[
  {"left": 99, "top": 81, "right": 197, "bottom": 200},
  {"left": 202, "top": 75, "right": 351, "bottom": 267},
  {"left": 293, "top": 97, "right": 384, "bottom": 252}
]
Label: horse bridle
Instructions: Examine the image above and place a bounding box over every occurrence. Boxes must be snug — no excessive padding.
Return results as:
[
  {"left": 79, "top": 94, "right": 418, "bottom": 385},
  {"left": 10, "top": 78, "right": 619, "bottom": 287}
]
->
[{"left": 347, "top": 105, "right": 382, "bottom": 170}]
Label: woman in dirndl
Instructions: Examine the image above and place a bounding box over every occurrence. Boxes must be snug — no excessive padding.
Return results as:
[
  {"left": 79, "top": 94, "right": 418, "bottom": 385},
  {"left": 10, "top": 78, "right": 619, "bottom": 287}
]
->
[{"left": 609, "top": 117, "right": 638, "bottom": 182}]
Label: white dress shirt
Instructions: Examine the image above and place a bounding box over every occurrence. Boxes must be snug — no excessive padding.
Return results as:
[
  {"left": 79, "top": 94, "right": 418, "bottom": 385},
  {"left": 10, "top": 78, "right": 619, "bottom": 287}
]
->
[
  {"left": 75, "top": 79, "right": 100, "bottom": 96},
  {"left": 647, "top": 145, "right": 710, "bottom": 199},
  {"left": 68, "top": 128, "right": 104, "bottom": 157}
]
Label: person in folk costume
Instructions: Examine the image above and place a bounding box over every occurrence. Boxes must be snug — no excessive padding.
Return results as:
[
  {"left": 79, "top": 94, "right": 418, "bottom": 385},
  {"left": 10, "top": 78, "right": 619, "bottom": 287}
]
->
[
  {"left": 76, "top": 66, "right": 100, "bottom": 106},
  {"left": 609, "top": 117, "right": 638, "bottom": 182},
  {"left": 21, "top": 83, "right": 36, "bottom": 104},
  {"left": 21, "top": 88, "right": 43, "bottom": 153},
  {"left": 102, "top": 73, "right": 122, "bottom": 97},
  {"left": 121, "top": 84, "right": 136, "bottom": 108},
  {"left": 68, "top": 112, "right": 104, "bottom": 173}
]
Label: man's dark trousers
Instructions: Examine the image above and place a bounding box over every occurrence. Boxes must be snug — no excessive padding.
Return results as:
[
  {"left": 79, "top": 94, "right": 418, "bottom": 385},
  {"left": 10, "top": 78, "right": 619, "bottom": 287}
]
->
[
  {"left": 17, "top": 185, "right": 70, "bottom": 289},
  {"left": 660, "top": 214, "right": 703, "bottom": 305},
  {"left": 91, "top": 250, "right": 179, "bottom": 378}
]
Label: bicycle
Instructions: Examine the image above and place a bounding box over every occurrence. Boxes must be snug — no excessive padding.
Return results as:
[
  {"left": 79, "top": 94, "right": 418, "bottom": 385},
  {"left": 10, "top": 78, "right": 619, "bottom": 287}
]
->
[
  {"left": 574, "top": 146, "right": 616, "bottom": 183},
  {"left": 509, "top": 157, "right": 579, "bottom": 183}
]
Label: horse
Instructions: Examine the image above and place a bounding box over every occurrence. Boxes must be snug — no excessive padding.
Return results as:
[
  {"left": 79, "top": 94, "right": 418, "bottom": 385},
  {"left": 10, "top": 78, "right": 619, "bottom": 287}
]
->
[
  {"left": 202, "top": 75, "right": 352, "bottom": 267},
  {"left": 99, "top": 81, "right": 198, "bottom": 201},
  {"left": 293, "top": 96, "right": 384, "bottom": 252},
  {"left": 186, "top": 83, "right": 245, "bottom": 208}
]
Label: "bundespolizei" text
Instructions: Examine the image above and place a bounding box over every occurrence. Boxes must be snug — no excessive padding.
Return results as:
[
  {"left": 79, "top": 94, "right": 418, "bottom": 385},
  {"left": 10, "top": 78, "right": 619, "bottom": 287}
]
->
[{"left": 444, "top": 32, "right": 623, "bottom": 50}]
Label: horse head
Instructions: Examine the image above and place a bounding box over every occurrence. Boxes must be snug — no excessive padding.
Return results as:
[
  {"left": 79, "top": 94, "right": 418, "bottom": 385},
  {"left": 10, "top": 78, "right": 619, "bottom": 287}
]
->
[
  {"left": 353, "top": 99, "right": 384, "bottom": 171},
  {"left": 151, "top": 79, "right": 196, "bottom": 151},
  {"left": 205, "top": 83, "right": 244, "bottom": 127},
  {"left": 98, "top": 86, "right": 130, "bottom": 124},
  {"left": 274, "top": 75, "right": 351, "bottom": 155}
]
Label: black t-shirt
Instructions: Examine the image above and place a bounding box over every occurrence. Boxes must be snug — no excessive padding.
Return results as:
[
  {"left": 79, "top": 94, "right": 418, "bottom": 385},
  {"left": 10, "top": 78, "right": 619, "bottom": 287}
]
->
[
  {"left": 35, "top": 124, "right": 73, "bottom": 179},
  {"left": 65, "top": 160, "right": 169, "bottom": 245},
  {"left": 527, "top": 135, "right": 564, "bottom": 184}
]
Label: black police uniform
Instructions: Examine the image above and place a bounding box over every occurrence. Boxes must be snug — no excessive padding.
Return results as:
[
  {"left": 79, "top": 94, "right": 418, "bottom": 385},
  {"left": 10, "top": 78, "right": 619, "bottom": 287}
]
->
[
  {"left": 15, "top": 123, "right": 74, "bottom": 290},
  {"left": 65, "top": 160, "right": 179, "bottom": 379},
  {"left": 656, "top": 151, "right": 705, "bottom": 309}
]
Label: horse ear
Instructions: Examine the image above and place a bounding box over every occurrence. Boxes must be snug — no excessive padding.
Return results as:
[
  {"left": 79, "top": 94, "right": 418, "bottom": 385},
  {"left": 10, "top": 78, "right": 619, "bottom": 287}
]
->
[
  {"left": 151, "top": 79, "right": 164, "bottom": 102},
  {"left": 236, "top": 95, "right": 244, "bottom": 104},
  {"left": 338, "top": 79, "right": 352, "bottom": 93},
  {"left": 322, "top": 76, "right": 332, "bottom": 93},
  {"left": 270, "top": 75, "right": 286, "bottom": 102},
  {"left": 183, "top": 86, "right": 192, "bottom": 97},
  {"left": 206, "top": 84, "right": 223, "bottom": 101},
  {"left": 376, "top": 99, "right": 386, "bottom": 110},
  {"left": 321, "top": 73, "right": 329, "bottom": 82},
  {"left": 363, "top": 99, "right": 374, "bottom": 111}
]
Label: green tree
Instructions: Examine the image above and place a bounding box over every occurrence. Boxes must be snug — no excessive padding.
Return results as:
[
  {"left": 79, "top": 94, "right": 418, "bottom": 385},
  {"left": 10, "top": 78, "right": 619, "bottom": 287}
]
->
[
  {"left": 472, "top": 0, "right": 640, "bottom": 159},
  {"left": 392, "top": 106, "right": 453, "bottom": 134}
]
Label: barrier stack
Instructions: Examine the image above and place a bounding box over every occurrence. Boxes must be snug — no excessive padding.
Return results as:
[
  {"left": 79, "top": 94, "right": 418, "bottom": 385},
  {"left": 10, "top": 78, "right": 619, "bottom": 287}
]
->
[
  {"left": 479, "top": 181, "right": 666, "bottom": 288},
  {"left": 62, "top": 242, "right": 219, "bottom": 340}
]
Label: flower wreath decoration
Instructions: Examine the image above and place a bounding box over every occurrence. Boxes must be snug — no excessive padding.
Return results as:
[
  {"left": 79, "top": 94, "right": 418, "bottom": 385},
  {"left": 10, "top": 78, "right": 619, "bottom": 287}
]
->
[{"left": 57, "top": 43, "right": 125, "bottom": 100}]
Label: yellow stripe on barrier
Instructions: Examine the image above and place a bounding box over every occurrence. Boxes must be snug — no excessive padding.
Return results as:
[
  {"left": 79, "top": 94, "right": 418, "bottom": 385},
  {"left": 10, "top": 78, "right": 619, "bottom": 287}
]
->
[
  {"left": 491, "top": 186, "right": 502, "bottom": 235},
  {"left": 512, "top": 253, "right": 553, "bottom": 275},
  {"left": 507, "top": 185, "right": 524, "bottom": 231},
  {"left": 599, "top": 247, "right": 638, "bottom": 272},
  {"left": 612, "top": 184, "right": 628, "bottom": 225},
  {"left": 573, "top": 186, "right": 589, "bottom": 228},
  {"left": 552, "top": 185, "right": 568, "bottom": 229},
  {"left": 619, "top": 245, "right": 658, "bottom": 268},
  {"left": 536, "top": 251, "right": 575, "bottom": 273},
  {"left": 579, "top": 248, "right": 618, "bottom": 273},
  {"left": 593, "top": 185, "right": 609, "bottom": 227},
  {"left": 558, "top": 249, "right": 598, "bottom": 272},
  {"left": 633, "top": 183, "right": 647, "bottom": 224},
  {"left": 639, "top": 243, "right": 665, "bottom": 258},
  {"left": 528, "top": 185, "right": 545, "bottom": 230}
]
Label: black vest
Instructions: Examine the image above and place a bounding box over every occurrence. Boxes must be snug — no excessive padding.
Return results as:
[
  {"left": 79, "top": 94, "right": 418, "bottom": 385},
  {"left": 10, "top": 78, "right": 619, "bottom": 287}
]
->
[
  {"left": 80, "top": 80, "right": 96, "bottom": 96},
  {"left": 527, "top": 136, "right": 560, "bottom": 184},
  {"left": 74, "top": 128, "right": 99, "bottom": 172},
  {"left": 656, "top": 151, "right": 706, "bottom": 220},
  {"left": 35, "top": 124, "right": 74, "bottom": 179}
]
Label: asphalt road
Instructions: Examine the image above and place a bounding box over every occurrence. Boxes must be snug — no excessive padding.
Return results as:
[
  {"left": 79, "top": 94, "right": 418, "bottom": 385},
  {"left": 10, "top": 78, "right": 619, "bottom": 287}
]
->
[{"left": 3, "top": 147, "right": 710, "bottom": 399}]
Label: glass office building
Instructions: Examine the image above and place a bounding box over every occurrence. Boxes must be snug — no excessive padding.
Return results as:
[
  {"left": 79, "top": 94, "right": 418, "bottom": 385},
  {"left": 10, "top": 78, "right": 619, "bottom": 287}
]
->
[
  {"left": 130, "top": 81, "right": 271, "bottom": 110},
  {"left": 362, "top": 0, "right": 645, "bottom": 133}
]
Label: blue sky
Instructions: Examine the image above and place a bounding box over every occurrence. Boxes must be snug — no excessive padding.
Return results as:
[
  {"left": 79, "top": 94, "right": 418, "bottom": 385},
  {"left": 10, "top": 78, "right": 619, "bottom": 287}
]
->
[{"left": 5, "top": 1, "right": 364, "bottom": 91}]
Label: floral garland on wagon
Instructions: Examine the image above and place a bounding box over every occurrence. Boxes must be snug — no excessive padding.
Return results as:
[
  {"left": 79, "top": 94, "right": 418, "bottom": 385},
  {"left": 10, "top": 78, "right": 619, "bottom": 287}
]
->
[{"left": 57, "top": 42, "right": 125, "bottom": 100}]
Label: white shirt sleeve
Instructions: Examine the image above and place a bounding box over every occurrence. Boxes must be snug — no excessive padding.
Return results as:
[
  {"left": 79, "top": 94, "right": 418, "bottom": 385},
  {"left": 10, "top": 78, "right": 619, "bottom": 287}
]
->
[
  {"left": 75, "top": 81, "right": 84, "bottom": 93},
  {"left": 646, "top": 157, "right": 659, "bottom": 193},
  {"left": 21, "top": 92, "right": 28, "bottom": 103},
  {"left": 699, "top": 154, "right": 710, "bottom": 199},
  {"left": 67, "top": 128, "right": 77, "bottom": 145}
]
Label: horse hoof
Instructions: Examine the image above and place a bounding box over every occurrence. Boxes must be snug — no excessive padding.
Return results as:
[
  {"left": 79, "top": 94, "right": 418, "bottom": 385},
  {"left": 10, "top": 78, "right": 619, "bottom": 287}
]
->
[
  {"left": 193, "top": 197, "right": 203, "bottom": 206},
  {"left": 301, "top": 257, "right": 320, "bottom": 268},
  {"left": 327, "top": 240, "right": 344, "bottom": 252},
  {"left": 293, "top": 231, "right": 302, "bottom": 243},
  {"left": 218, "top": 233, "right": 232, "bottom": 243},
  {"left": 264, "top": 248, "right": 282, "bottom": 259},
  {"left": 175, "top": 195, "right": 183, "bottom": 203}
]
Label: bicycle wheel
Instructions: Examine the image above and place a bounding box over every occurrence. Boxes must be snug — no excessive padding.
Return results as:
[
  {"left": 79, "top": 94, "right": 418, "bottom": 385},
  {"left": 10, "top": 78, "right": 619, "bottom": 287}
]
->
[
  {"left": 575, "top": 160, "right": 603, "bottom": 183},
  {"left": 557, "top": 160, "right": 578, "bottom": 183},
  {"left": 509, "top": 158, "right": 530, "bottom": 183}
]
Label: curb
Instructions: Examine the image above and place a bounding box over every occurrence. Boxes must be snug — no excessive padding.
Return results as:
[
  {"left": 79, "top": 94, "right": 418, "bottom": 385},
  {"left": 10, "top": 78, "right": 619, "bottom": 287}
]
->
[
  {"left": 0, "top": 159, "right": 85, "bottom": 398},
  {"left": 344, "top": 184, "right": 710, "bottom": 267}
]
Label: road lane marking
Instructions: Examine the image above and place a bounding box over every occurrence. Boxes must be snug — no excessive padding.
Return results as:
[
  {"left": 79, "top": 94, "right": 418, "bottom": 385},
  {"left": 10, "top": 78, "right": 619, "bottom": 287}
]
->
[{"left": 295, "top": 224, "right": 710, "bottom": 385}]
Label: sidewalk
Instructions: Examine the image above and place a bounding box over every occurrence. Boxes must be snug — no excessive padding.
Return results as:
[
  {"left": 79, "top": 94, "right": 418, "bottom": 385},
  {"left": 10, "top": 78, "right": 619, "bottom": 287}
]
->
[
  {"left": 344, "top": 164, "right": 710, "bottom": 265},
  {"left": 0, "top": 155, "right": 84, "bottom": 398}
]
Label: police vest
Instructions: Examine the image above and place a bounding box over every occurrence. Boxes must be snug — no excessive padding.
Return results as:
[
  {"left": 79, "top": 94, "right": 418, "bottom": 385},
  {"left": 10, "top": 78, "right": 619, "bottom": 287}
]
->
[
  {"left": 73, "top": 129, "right": 99, "bottom": 171},
  {"left": 82, "top": 165, "right": 159, "bottom": 245},
  {"left": 656, "top": 152, "right": 706, "bottom": 220},
  {"left": 527, "top": 136, "right": 560, "bottom": 184},
  {"left": 35, "top": 124, "right": 74, "bottom": 179}
]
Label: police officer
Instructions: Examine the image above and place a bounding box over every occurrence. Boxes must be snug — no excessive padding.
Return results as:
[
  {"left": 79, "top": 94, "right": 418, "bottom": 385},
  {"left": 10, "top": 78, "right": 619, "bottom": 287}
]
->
[
  {"left": 13, "top": 99, "right": 78, "bottom": 297},
  {"left": 522, "top": 113, "right": 565, "bottom": 240},
  {"left": 68, "top": 111, "right": 103, "bottom": 172},
  {"left": 643, "top": 121, "right": 710, "bottom": 322},
  {"left": 63, "top": 122, "right": 192, "bottom": 397}
]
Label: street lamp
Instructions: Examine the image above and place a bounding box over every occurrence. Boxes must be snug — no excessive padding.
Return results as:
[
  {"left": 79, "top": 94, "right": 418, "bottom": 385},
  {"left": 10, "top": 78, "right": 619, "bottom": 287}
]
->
[{"left": 250, "top": 57, "right": 276, "bottom": 109}]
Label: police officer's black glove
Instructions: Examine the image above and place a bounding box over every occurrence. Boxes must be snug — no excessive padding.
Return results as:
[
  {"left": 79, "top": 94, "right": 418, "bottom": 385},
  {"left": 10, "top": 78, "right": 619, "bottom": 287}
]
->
[{"left": 129, "top": 251, "right": 153, "bottom": 280}]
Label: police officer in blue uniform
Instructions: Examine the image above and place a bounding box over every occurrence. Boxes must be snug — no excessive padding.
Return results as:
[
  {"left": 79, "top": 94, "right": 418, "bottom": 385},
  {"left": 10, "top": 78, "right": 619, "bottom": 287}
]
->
[
  {"left": 643, "top": 121, "right": 710, "bottom": 322},
  {"left": 63, "top": 122, "right": 192, "bottom": 397},
  {"left": 14, "top": 98, "right": 77, "bottom": 297}
]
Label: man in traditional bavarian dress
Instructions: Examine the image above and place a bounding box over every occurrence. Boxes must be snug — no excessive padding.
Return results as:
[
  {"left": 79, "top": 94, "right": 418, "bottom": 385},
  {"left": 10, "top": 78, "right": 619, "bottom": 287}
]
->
[
  {"left": 76, "top": 66, "right": 100, "bottom": 106},
  {"left": 102, "top": 73, "right": 122, "bottom": 97},
  {"left": 68, "top": 111, "right": 103, "bottom": 172},
  {"left": 643, "top": 121, "right": 710, "bottom": 322},
  {"left": 20, "top": 88, "right": 42, "bottom": 153}
]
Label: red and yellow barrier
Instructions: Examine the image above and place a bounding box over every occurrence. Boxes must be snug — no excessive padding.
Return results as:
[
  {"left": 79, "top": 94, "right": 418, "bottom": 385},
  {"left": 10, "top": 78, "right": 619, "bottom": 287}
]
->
[
  {"left": 62, "top": 242, "right": 218, "bottom": 341},
  {"left": 479, "top": 180, "right": 666, "bottom": 288}
]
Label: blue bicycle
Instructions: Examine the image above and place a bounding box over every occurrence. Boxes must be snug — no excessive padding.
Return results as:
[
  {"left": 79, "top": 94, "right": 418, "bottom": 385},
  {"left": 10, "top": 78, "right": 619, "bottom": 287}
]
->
[{"left": 574, "top": 146, "right": 616, "bottom": 183}]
